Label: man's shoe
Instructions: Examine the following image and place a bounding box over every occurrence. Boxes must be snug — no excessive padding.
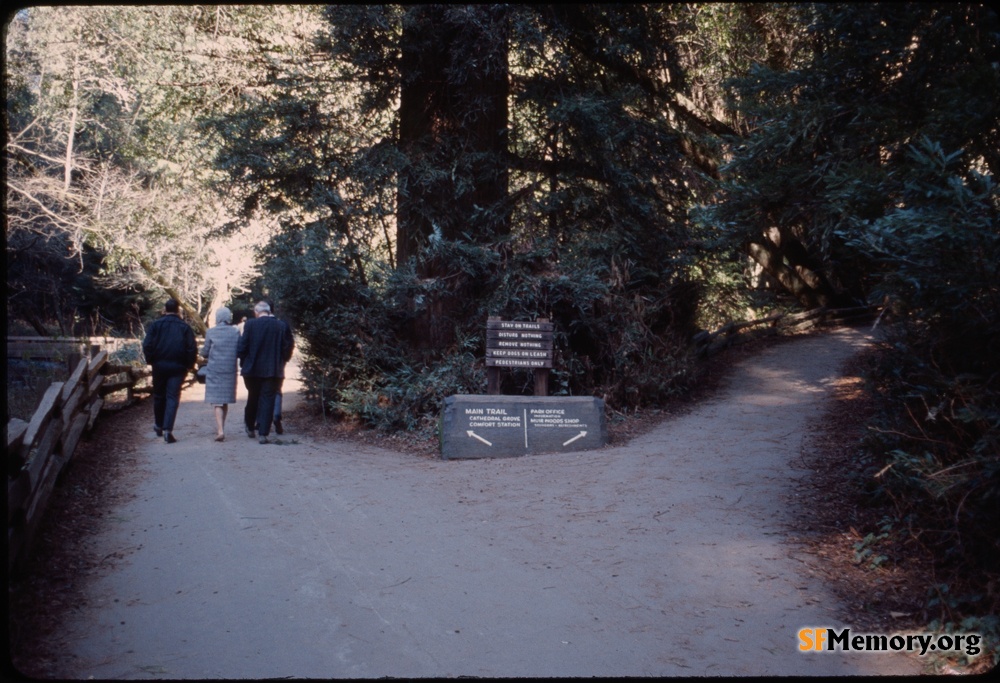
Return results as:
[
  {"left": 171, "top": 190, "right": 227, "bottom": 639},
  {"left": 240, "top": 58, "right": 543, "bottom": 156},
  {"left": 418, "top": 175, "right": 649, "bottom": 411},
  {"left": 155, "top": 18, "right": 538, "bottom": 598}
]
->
[
  {"left": 164, "top": 432, "right": 177, "bottom": 444},
  {"left": 246, "top": 427, "right": 256, "bottom": 438},
  {"left": 274, "top": 418, "right": 283, "bottom": 435},
  {"left": 154, "top": 426, "right": 163, "bottom": 437},
  {"left": 258, "top": 435, "right": 269, "bottom": 445}
]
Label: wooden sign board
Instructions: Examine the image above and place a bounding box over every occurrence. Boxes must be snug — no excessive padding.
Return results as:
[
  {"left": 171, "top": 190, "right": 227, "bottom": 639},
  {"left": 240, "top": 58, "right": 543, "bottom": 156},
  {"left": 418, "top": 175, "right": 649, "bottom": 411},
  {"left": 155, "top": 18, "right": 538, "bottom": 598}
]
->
[
  {"left": 486, "top": 320, "right": 554, "bottom": 333},
  {"left": 485, "top": 319, "right": 554, "bottom": 369},
  {"left": 486, "top": 331, "right": 553, "bottom": 346},
  {"left": 486, "top": 349, "right": 553, "bottom": 363}
]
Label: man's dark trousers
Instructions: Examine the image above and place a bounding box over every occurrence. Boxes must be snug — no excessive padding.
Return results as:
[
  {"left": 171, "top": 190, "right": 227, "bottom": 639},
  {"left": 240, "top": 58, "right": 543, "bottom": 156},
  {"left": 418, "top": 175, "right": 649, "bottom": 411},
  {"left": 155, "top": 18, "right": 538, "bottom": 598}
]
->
[
  {"left": 152, "top": 368, "right": 186, "bottom": 432},
  {"left": 244, "top": 376, "right": 281, "bottom": 437}
]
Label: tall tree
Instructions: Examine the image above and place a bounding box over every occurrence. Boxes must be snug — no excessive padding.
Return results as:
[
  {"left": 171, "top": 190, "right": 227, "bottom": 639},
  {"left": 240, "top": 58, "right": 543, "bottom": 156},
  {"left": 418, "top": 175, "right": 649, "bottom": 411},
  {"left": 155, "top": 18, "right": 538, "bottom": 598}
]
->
[
  {"left": 5, "top": 6, "right": 317, "bottom": 334},
  {"left": 211, "top": 4, "right": 749, "bottom": 417},
  {"left": 704, "top": 3, "right": 999, "bottom": 308}
]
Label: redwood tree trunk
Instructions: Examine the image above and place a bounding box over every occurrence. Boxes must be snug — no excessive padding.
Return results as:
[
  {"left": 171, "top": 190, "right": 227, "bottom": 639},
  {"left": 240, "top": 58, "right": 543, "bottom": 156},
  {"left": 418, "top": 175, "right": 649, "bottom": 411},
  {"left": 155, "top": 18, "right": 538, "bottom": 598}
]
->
[
  {"left": 397, "top": 5, "right": 510, "bottom": 267},
  {"left": 396, "top": 6, "right": 510, "bottom": 352}
]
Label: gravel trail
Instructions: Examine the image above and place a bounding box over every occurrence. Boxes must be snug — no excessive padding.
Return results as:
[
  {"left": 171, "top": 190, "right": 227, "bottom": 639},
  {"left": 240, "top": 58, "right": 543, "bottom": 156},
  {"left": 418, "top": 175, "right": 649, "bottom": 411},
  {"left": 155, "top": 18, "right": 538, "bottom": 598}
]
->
[{"left": 37, "top": 326, "right": 920, "bottom": 678}]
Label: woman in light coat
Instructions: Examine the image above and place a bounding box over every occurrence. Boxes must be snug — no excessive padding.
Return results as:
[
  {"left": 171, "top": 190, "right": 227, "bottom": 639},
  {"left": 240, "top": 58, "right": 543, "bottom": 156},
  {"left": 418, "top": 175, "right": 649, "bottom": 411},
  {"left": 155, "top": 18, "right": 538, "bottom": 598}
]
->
[{"left": 200, "top": 307, "right": 240, "bottom": 441}]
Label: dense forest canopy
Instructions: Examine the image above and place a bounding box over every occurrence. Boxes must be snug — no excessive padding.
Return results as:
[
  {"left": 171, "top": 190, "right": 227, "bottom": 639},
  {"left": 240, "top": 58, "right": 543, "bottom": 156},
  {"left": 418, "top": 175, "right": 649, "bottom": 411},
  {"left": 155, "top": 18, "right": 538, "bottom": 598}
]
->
[{"left": 5, "top": 3, "right": 999, "bottom": 659}]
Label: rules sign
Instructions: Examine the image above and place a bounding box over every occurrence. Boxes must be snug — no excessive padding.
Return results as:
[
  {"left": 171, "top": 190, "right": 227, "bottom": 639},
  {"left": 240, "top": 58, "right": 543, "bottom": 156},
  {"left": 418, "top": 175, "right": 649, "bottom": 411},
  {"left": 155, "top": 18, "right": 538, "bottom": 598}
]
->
[{"left": 485, "top": 319, "right": 554, "bottom": 368}]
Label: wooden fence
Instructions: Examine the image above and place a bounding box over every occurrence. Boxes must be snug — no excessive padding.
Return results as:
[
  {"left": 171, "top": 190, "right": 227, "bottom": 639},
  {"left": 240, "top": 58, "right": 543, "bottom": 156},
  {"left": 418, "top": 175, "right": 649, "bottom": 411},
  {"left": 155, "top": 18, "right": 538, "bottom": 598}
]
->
[
  {"left": 6, "top": 339, "right": 151, "bottom": 574},
  {"left": 7, "top": 335, "right": 140, "bottom": 367},
  {"left": 692, "top": 305, "right": 879, "bottom": 357}
]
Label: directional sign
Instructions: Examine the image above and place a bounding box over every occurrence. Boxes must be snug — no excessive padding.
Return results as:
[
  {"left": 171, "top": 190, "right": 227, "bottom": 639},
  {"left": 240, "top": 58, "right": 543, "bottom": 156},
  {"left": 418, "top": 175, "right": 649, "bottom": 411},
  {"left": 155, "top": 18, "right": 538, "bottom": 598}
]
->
[
  {"left": 440, "top": 395, "right": 607, "bottom": 459},
  {"left": 466, "top": 431, "right": 493, "bottom": 446}
]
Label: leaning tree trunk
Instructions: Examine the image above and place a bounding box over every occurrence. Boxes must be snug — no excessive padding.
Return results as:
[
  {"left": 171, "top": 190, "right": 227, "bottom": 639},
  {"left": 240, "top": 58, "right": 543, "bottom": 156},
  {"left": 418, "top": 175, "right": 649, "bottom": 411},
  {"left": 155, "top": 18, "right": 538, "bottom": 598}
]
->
[{"left": 747, "top": 226, "right": 847, "bottom": 309}]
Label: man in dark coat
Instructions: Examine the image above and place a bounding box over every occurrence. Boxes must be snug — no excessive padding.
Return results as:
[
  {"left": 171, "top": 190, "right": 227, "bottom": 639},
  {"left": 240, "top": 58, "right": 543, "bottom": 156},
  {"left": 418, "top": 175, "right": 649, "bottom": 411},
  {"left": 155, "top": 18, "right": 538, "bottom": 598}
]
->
[
  {"left": 238, "top": 300, "right": 294, "bottom": 444},
  {"left": 142, "top": 298, "right": 198, "bottom": 443}
]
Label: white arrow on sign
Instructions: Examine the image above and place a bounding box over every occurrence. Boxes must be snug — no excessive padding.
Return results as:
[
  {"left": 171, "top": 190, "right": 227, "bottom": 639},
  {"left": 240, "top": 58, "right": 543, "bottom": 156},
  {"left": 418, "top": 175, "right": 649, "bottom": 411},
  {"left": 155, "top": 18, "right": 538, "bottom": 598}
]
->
[
  {"left": 466, "top": 430, "right": 493, "bottom": 446},
  {"left": 562, "top": 431, "right": 587, "bottom": 447}
]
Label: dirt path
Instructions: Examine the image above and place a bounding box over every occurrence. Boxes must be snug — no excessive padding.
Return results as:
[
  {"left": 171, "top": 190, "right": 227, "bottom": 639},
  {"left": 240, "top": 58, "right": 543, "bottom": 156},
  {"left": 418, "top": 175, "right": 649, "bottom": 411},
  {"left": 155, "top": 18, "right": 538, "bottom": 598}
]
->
[{"left": 13, "top": 326, "right": 923, "bottom": 678}]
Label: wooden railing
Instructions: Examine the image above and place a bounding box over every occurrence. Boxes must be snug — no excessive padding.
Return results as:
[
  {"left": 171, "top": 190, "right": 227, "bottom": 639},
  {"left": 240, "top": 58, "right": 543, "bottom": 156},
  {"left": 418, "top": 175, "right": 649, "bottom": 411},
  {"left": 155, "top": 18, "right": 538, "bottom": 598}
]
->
[
  {"left": 6, "top": 342, "right": 151, "bottom": 574},
  {"left": 692, "top": 305, "right": 879, "bottom": 357},
  {"left": 7, "top": 335, "right": 140, "bottom": 366}
]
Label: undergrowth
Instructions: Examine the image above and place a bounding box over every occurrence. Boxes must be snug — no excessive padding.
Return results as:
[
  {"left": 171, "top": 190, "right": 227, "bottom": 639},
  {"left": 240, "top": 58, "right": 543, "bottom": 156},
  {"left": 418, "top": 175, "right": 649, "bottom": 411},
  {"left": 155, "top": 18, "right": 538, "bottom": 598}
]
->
[
  {"left": 859, "top": 338, "right": 1000, "bottom": 670},
  {"left": 274, "top": 228, "right": 703, "bottom": 438},
  {"left": 845, "top": 143, "right": 1000, "bottom": 669}
]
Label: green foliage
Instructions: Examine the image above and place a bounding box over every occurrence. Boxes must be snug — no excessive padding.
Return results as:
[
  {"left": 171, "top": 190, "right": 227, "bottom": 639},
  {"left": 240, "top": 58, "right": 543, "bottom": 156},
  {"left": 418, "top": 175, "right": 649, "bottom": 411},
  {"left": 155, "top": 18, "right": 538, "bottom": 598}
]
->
[
  {"left": 269, "top": 220, "right": 701, "bottom": 435},
  {"left": 338, "top": 353, "right": 485, "bottom": 434},
  {"left": 709, "top": 3, "right": 999, "bottom": 308},
  {"left": 852, "top": 517, "right": 893, "bottom": 569},
  {"left": 5, "top": 6, "right": 324, "bottom": 334},
  {"left": 224, "top": 5, "right": 713, "bottom": 433},
  {"left": 849, "top": 140, "right": 1000, "bottom": 360},
  {"left": 6, "top": 359, "right": 68, "bottom": 422},
  {"left": 925, "top": 590, "right": 1000, "bottom": 669},
  {"left": 262, "top": 220, "right": 386, "bottom": 408},
  {"left": 106, "top": 340, "right": 145, "bottom": 368},
  {"left": 688, "top": 206, "right": 781, "bottom": 329},
  {"left": 856, "top": 140, "right": 999, "bottom": 648}
]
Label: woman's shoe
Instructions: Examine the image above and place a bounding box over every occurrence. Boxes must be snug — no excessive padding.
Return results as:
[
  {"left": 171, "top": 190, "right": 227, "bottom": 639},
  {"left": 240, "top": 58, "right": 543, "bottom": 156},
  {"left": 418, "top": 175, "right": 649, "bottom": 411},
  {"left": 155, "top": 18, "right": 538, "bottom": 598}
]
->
[{"left": 215, "top": 433, "right": 225, "bottom": 442}]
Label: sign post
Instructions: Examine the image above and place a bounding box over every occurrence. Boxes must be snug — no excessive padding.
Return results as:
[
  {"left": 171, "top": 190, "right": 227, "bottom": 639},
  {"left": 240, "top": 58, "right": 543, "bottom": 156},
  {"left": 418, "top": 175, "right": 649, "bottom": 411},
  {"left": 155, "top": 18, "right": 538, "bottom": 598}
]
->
[
  {"left": 438, "top": 317, "right": 608, "bottom": 459},
  {"left": 485, "top": 317, "right": 553, "bottom": 396}
]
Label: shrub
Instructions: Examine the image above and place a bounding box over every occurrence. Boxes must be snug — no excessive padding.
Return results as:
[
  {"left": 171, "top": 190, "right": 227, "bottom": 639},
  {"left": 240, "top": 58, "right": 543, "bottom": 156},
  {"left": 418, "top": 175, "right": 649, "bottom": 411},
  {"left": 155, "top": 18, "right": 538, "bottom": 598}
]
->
[
  {"left": 852, "top": 140, "right": 999, "bottom": 650},
  {"left": 266, "top": 224, "right": 703, "bottom": 434}
]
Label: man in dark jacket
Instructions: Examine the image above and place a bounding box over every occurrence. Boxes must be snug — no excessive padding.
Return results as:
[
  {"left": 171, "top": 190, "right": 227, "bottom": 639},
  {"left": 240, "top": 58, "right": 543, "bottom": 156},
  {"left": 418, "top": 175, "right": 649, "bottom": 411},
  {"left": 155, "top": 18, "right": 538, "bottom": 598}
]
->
[
  {"left": 142, "top": 298, "right": 198, "bottom": 443},
  {"left": 238, "top": 300, "right": 294, "bottom": 444}
]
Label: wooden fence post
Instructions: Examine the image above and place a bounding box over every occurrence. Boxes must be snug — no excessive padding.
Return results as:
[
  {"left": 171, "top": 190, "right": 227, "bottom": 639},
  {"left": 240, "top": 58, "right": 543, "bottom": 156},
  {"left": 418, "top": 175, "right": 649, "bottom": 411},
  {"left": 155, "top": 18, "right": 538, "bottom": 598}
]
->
[
  {"left": 5, "top": 342, "right": 130, "bottom": 574},
  {"left": 487, "top": 316, "right": 501, "bottom": 394},
  {"left": 533, "top": 318, "right": 550, "bottom": 397}
]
